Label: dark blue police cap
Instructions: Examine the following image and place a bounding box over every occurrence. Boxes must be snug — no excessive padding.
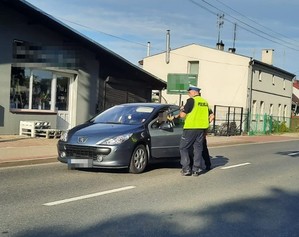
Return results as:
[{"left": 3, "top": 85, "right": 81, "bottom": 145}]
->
[{"left": 187, "top": 86, "right": 201, "bottom": 92}]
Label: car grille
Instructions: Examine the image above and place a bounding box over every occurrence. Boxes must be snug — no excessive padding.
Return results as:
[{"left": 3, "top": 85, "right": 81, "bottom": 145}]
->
[{"left": 65, "top": 145, "right": 98, "bottom": 159}]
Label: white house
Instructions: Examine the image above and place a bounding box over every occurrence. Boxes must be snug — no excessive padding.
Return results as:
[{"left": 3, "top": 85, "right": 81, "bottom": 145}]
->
[{"left": 141, "top": 43, "right": 296, "bottom": 133}]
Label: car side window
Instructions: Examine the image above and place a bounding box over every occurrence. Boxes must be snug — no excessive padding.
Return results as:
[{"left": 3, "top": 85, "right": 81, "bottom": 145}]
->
[
  {"left": 168, "top": 106, "right": 184, "bottom": 128},
  {"left": 151, "top": 111, "right": 167, "bottom": 129},
  {"left": 150, "top": 107, "right": 184, "bottom": 129}
]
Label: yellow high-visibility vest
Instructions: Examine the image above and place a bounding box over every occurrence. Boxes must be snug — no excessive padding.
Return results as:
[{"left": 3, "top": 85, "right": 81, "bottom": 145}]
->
[{"left": 184, "top": 96, "right": 209, "bottom": 129}]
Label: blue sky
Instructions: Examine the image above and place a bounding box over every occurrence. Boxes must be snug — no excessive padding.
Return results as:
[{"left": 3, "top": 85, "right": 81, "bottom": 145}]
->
[{"left": 26, "top": 0, "right": 299, "bottom": 78}]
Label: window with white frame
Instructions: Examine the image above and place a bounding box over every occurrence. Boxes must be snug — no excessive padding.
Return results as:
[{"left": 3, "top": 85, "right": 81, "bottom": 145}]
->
[
  {"left": 10, "top": 67, "right": 31, "bottom": 109},
  {"left": 269, "top": 103, "right": 273, "bottom": 116},
  {"left": 10, "top": 67, "right": 69, "bottom": 111},
  {"left": 278, "top": 104, "right": 282, "bottom": 121},
  {"left": 252, "top": 100, "right": 257, "bottom": 121},
  {"left": 283, "top": 105, "right": 287, "bottom": 120},
  {"left": 258, "top": 70, "right": 262, "bottom": 82},
  {"left": 188, "top": 61, "right": 199, "bottom": 75},
  {"left": 260, "top": 101, "right": 264, "bottom": 121}
]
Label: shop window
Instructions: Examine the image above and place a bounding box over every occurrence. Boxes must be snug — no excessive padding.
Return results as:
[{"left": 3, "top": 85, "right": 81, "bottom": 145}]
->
[
  {"left": 56, "top": 76, "right": 69, "bottom": 111},
  {"left": 10, "top": 67, "right": 52, "bottom": 110},
  {"left": 10, "top": 67, "right": 69, "bottom": 111},
  {"left": 32, "top": 70, "right": 52, "bottom": 110},
  {"left": 10, "top": 67, "right": 30, "bottom": 109}
]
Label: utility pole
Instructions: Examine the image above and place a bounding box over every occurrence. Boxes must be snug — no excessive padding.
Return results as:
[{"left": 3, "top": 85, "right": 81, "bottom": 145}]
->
[
  {"left": 165, "top": 30, "right": 170, "bottom": 64},
  {"left": 229, "top": 23, "right": 237, "bottom": 53},
  {"left": 217, "top": 13, "right": 224, "bottom": 44},
  {"left": 232, "top": 23, "right": 237, "bottom": 49}
]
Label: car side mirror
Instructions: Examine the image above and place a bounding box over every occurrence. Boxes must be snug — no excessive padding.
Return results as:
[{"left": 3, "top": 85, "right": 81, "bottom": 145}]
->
[{"left": 159, "top": 122, "right": 174, "bottom": 132}]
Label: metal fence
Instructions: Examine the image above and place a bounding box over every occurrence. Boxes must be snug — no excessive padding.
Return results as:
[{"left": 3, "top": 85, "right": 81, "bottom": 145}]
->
[
  {"left": 211, "top": 105, "right": 244, "bottom": 136},
  {"left": 210, "top": 105, "right": 299, "bottom": 136},
  {"left": 246, "top": 114, "right": 299, "bottom": 135}
]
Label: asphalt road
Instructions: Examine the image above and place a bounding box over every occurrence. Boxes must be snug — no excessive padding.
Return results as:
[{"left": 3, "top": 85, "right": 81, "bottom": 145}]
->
[{"left": 1, "top": 140, "right": 299, "bottom": 237}]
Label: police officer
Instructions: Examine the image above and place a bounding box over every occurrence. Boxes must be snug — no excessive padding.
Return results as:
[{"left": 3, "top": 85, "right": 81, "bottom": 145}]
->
[{"left": 178, "top": 85, "right": 210, "bottom": 176}]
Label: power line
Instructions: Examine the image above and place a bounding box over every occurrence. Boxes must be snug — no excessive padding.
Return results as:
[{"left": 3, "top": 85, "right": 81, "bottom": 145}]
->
[
  {"left": 202, "top": 0, "right": 299, "bottom": 51},
  {"left": 217, "top": 13, "right": 224, "bottom": 44},
  {"left": 214, "top": 0, "right": 299, "bottom": 47},
  {"left": 48, "top": 2, "right": 299, "bottom": 71},
  {"left": 60, "top": 18, "right": 148, "bottom": 47},
  {"left": 57, "top": 15, "right": 249, "bottom": 67},
  {"left": 207, "top": 0, "right": 299, "bottom": 50},
  {"left": 189, "top": 0, "right": 299, "bottom": 51}
]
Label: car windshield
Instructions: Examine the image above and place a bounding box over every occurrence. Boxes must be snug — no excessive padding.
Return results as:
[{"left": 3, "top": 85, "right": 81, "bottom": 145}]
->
[{"left": 90, "top": 105, "right": 155, "bottom": 125}]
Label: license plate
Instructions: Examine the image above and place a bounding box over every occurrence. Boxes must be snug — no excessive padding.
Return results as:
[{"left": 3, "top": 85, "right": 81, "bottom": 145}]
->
[{"left": 68, "top": 159, "right": 92, "bottom": 168}]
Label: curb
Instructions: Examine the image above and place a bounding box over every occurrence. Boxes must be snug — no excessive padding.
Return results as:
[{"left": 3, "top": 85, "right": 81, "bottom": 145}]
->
[
  {"left": 1, "top": 133, "right": 298, "bottom": 168},
  {"left": 0, "top": 156, "right": 58, "bottom": 168}
]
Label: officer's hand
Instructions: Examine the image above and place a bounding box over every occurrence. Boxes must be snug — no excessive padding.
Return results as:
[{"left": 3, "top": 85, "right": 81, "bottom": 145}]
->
[{"left": 167, "top": 115, "right": 174, "bottom": 121}]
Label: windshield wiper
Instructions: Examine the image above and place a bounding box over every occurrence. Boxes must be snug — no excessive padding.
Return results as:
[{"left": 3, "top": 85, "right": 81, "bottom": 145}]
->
[{"left": 105, "top": 121, "right": 122, "bottom": 124}]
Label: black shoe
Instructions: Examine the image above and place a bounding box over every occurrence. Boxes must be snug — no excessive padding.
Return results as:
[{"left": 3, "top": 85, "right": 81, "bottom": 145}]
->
[
  {"left": 192, "top": 171, "right": 201, "bottom": 177},
  {"left": 205, "top": 166, "right": 211, "bottom": 171},
  {"left": 180, "top": 170, "right": 191, "bottom": 176},
  {"left": 193, "top": 169, "right": 205, "bottom": 176}
]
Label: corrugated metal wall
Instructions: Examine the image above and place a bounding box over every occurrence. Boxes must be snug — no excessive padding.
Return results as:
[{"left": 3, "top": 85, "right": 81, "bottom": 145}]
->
[{"left": 104, "top": 83, "right": 147, "bottom": 110}]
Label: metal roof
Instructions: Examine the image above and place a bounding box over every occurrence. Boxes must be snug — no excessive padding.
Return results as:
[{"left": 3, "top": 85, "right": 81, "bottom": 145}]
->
[
  {"left": 2, "top": 0, "right": 166, "bottom": 90},
  {"left": 252, "top": 60, "right": 296, "bottom": 78}
]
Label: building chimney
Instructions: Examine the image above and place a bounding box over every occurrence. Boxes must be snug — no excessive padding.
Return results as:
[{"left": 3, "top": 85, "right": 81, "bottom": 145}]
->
[
  {"left": 216, "top": 40, "right": 224, "bottom": 50},
  {"left": 228, "top": 48, "right": 236, "bottom": 53},
  {"left": 147, "top": 42, "right": 151, "bottom": 56},
  {"left": 166, "top": 30, "right": 170, "bottom": 64},
  {"left": 261, "top": 49, "right": 274, "bottom": 65}
]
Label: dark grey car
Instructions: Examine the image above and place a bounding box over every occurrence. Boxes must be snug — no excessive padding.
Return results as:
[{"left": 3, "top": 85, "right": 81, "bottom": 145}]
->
[{"left": 57, "top": 103, "right": 183, "bottom": 173}]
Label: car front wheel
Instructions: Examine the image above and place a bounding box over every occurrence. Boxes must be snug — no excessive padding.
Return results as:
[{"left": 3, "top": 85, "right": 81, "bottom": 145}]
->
[{"left": 129, "top": 144, "right": 148, "bottom": 174}]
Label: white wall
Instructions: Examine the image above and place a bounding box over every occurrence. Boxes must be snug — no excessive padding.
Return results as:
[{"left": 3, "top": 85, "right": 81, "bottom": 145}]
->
[
  {"left": 143, "top": 44, "right": 251, "bottom": 109},
  {"left": 250, "top": 66, "right": 294, "bottom": 119}
]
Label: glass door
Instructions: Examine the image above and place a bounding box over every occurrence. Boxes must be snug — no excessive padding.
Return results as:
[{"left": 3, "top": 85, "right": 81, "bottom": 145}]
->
[{"left": 55, "top": 73, "right": 72, "bottom": 130}]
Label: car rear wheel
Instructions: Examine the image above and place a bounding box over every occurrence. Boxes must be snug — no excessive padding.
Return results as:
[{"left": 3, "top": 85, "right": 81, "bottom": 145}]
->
[{"left": 129, "top": 144, "right": 148, "bottom": 174}]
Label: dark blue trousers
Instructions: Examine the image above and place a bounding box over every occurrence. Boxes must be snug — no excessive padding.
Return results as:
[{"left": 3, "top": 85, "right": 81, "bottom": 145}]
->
[
  {"left": 179, "top": 129, "right": 205, "bottom": 172},
  {"left": 202, "top": 137, "right": 211, "bottom": 168}
]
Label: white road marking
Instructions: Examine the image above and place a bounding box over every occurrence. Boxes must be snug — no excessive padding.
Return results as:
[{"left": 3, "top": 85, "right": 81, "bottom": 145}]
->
[
  {"left": 288, "top": 152, "right": 299, "bottom": 156},
  {"left": 210, "top": 139, "right": 299, "bottom": 149},
  {"left": 221, "top": 162, "right": 251, "bottom": 170},
  {"left": 43, "top": 186, "right": 136, "bottom": 206}
]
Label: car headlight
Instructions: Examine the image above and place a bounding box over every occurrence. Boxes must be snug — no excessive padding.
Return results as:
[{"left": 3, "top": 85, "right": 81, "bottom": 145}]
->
[
  {"left": 98, "top": 133, "right": 133, "bottom": 145},
  {"left": 60, "top": 130, "right": 69, "bottom": 142}
]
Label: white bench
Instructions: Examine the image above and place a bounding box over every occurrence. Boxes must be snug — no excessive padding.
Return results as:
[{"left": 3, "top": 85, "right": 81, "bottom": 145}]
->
[
  {"left": 19, "top": 121, "right": 51, "bottom": 137},
  {"left": 35, "top": 129, "right": 62, "bottom": 139}
]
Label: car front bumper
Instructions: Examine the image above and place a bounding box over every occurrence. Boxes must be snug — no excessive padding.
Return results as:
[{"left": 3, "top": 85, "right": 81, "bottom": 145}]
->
[{"left": 57, "top": 141, "right": 135, "bottom": 169}]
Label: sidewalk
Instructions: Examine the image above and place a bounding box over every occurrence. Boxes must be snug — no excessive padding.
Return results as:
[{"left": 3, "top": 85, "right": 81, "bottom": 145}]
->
[
  {"left": 1, "top": 133, "right": 299, "bottom": 168},
  {"left": 0, "top": 135, "right": 58, "bottom": 168}
]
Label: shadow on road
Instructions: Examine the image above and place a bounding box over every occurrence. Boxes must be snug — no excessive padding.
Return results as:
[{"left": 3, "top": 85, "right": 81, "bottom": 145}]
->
[
  {"left": 276, "top": 150, "right": 299, "bottom": 158},
  {"left": 10, "top": 187, "right": 299, "bottom": 237},
  {"left": 74, "top": 155, "right": 229, "bottom": 174}
]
